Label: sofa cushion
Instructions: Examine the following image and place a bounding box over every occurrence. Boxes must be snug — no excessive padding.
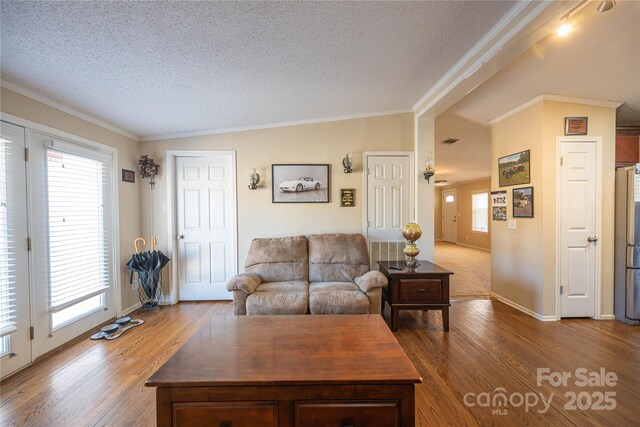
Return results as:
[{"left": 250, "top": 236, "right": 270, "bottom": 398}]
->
[
  {"left": 308, "top": 282, "right": 369, "bottom": 314},
  {"left": 246, "top": 281, "right": 309, "bottom": 315},
  {"left": 245, "top": 236, "right": 309, "bottom": 283},
  {"left": 308, "top": 234, "right": 370, "bottom": 282}
]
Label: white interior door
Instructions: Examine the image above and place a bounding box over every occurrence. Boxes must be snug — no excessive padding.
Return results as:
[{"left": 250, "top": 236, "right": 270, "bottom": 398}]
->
[
  {"left": 560, "top": 141, "right": 597, "bottom": 317},
  {"left": 0, "top": 122, "right": 32, "bottom": 378},
  {"left": 365, "top": 155, "right": 411, "bottom": 242},
  {"left": 442, "top": 190, "right": 458, "bottom": 243},
  {"left": 176, "top": 154, "right": 236, "bottom": 300}
]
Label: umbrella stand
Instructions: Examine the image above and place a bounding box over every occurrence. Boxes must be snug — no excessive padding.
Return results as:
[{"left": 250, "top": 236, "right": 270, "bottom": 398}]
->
[
  {"left": 137, "top": 272, "right": 163, "bottom": 311},
  {"left": 127, "top": 236, "right": 170, "bottom": 312}
]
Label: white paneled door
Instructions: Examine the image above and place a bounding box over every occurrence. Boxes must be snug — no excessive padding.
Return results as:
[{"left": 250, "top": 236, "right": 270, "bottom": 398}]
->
[
  {"left": 560, "top": 140, "right": 597, "bottom": 317},
  {"left": 176, "top": 154, "right": 236, "bottom": 300},
  {"left": 442, "top": 190, "right": 458, "bottom": 243},
  {"left": 365, "top": 154, "right": 411, "bottom": 244}
]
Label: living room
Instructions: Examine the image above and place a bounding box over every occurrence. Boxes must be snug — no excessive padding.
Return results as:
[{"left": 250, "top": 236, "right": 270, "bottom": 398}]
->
[{"left": 1, "top": 1, "right": 639, "bottom": 426}]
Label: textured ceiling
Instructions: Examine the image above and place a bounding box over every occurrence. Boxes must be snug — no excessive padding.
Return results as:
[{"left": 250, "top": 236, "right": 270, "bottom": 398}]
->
[
  {"left": 434, "top": 0, "right": 640, "bottom": 186},
  {"left": 1, "top": 0, "right": 516, "bottom": 139}
]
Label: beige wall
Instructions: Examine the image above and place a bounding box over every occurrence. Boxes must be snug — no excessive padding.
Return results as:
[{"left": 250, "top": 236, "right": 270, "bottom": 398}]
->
[
  {"left": 434, "top": 180, "right": 491, "bottom": 250},
  {"left": 454, "top": 180, "right": 491, "bottom": 250},
  {"left": 1, "top": 87, "right": 143, "bottom": 312},
  {"left": 140, "top": 113, "right": 415, "bottom": 294},
  {"left": 491, "top": 97, "right": 616, "bottom": 318}
]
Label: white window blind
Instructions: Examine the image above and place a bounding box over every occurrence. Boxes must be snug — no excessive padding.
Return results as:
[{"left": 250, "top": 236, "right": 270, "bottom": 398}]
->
[
  {"left": 472, "top": 192, "right": 489, "bottom": 233},
  {"left": 0, "top": 137, "right": 17, "bottom": 338},
  {"left": 45, "top": 140, "right": 112, "bottom": 326}
]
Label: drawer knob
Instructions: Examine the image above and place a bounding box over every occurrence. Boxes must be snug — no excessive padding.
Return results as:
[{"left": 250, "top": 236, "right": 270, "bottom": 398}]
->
[
  {"left": 342, "top": 420, "right": 354, "bottom": 427},
  {"left": 418, "top": 289, "right": 426, "bottom": 292},
  {"left": 220, "top": 422, "right": 232, "bottom": 427}
]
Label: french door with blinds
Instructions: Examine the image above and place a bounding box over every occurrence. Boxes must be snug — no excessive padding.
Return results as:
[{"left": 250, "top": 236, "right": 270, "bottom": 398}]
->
[{"left": 0, "top": 121, "right": 117, "bottom": 377}]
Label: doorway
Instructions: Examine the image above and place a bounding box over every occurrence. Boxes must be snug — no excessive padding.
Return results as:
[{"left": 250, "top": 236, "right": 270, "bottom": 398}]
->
[
  {"left": 171, "top": 152, "right": 237, "bottom": 300},
  {"left": 442, "top": 189, "right": 458, "bottom": 243},
  {"left": 363, "top": 152, "right": 414, "bottom": 264},
  {"left": 1, "top": 119, "right": 119, "bottom": 378},
  {"left": 558, "top": 138, "right": 601, "bottom": 318}
]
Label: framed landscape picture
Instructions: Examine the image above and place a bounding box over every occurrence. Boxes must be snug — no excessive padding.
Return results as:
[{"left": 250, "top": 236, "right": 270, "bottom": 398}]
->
[
  {"left": 512, "top": 187, "right": 534, "bottom": 218},
  {"left": 272, "top": 164, "right": 330, "bottom": 203},
  {"left": 498, "top": 150, "right": 530, "bottom": 187}
]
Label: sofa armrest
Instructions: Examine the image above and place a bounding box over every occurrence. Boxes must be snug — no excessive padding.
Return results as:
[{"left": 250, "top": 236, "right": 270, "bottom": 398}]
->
[
  {"left": 354, "top": 270, "right": 388, "bottom": 292},
  {"left": 226, "top": 273, "right": 262, "bottom": 294}
]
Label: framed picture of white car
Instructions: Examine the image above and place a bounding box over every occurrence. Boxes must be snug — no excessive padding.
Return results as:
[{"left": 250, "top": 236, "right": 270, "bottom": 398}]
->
[{"left": 272, "top": 164, "right": 330, "bottom": 203}]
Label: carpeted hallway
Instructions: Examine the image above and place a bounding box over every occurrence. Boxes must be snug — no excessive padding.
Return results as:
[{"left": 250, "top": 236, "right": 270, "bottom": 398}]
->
[{"left": 434, "top": 241, "right": 491, "bottom": 298}]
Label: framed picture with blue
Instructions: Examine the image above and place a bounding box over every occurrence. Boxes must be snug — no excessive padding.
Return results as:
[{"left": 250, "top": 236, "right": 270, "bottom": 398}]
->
[
  {"left": 512, "top": 186, "right": 534, "bottom": 218},
  {"left": 272, "top": 164, "right": 330, "bottom": 203}
]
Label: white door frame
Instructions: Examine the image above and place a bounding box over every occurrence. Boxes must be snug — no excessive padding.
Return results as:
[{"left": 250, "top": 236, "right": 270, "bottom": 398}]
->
[
  {"left": 555, "top": 136, "right": 602, "bottom": 320},
  {"left": 361, "top": 151, "right": 415, "bottom": 237},
  {"left": 442, "top": 189, "right": 458, "bottom": 243},
  {"left": 166, "top": 150, "right": 238, "bottom": 304}
]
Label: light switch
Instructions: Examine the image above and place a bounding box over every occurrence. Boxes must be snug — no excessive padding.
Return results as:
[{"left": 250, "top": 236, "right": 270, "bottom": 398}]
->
[{"left": 507, "top": 219, "right": 517, "bottom": 230}]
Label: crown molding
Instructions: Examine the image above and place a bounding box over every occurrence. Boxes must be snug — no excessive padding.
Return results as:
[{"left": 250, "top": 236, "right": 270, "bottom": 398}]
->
[
  {"left": 489, "top": 94, "right": 623, "bottom": 125},
  {"left": 141, "top": 108, "right": 413, "bottom": 142},
  {"left": 413, "top": 0, "right": 549, "bottom": 118},
  {"left": 1, "top": 79, "right": 140, "bottom": 141}
]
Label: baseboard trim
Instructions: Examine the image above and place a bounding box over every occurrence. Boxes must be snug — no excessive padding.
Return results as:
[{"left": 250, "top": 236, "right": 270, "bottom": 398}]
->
[
  {"left": 491, "top": 292, "right": 557, "bottom": 321},
  {"left": 120, "top": 302, "right": 142, "bottom": 317},
  {"left": 456, "top": 243, "right": 491, "bottom": 252},
  {"left": 599, "top": 314, "right": 615, "bottom": 320},
  {"left": 434, "top": 239, "right": 443, "bottom": 242}
]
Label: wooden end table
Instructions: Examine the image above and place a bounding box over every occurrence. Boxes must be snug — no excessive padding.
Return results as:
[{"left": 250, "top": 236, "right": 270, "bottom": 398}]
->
[
  {"left": 378, "top": 260, "right": 453, "bottom": 332},
  {"left": 146, "top": 315, "right": 421, "bottom": 426}
]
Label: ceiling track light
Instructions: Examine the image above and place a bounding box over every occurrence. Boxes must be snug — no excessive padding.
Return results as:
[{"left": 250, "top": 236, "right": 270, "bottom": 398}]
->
[{"left": 597, "top": 0, "right": 616, "bottom": 13}]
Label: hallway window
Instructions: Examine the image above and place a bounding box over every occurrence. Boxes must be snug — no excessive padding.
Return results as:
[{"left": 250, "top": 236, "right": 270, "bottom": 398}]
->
[{"left": 472, "top": 192, "right": 488, "bottom": 233}]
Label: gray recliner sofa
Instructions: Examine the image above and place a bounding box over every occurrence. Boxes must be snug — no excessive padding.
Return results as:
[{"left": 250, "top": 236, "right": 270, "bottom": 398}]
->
[{"left": 226, "top": 233, "right": 387, "bottom": 315}]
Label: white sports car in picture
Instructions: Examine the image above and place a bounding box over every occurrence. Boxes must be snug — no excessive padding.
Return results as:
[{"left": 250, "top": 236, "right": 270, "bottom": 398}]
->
[{"left": 278, "top": 177, "right": 322, "bottom": 192}]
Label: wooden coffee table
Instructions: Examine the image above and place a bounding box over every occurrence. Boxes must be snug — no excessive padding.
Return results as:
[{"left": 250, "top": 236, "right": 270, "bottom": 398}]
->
[{"left": 146, "top": 315, "right": 421, "bottom": 427}]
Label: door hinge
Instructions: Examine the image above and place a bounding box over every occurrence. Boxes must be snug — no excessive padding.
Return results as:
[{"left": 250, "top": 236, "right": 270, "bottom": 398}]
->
[
  {"left": 24, "top": 148, "right": 29, "bottom": 161},
  {"left": 27, "top": 237, "right": 32, "bottom": 251},
  {"left": 560, "top": 157, "right": 563, "bottom": 166},
  {"left": 30, "top": 326, "right": 34, "bottom": 340},
  {"left": 560, "top": 285, "right": 564, "bottom": 295}
]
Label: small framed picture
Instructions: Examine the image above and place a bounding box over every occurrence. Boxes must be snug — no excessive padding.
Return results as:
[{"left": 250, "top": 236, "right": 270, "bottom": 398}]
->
[
  {"left": 513, "top": 187, "right": 533, "bottom": 218},
  {"left": 122, "top": 169, "right": 135, "bottom": 183},
  {"left": 565, "top": 117, "right": 588, "bottom": 135},
  {"left": 272, "top": 164, "right": 330, "bottom": 203},
  {"left": 340, "top": 188, "right": 355, "bottom": 207}
]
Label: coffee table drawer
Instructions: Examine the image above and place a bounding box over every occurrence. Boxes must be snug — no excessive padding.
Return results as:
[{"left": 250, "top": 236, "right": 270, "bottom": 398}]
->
[
  {"left": 398, "top": 279, "right": 443, "bottom": 302},
  {"left": 172, "top": 401, "right": 278, "bottom": 427},
  {"left": 295, "top": 400, "right": 399, "bottom": 427}
]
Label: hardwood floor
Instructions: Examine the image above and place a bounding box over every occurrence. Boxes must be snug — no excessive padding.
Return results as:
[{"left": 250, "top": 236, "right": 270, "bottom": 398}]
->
[
  {"left": 434, "top": 242, "right": 491, "bottom": 299},
  {"left": 1, "top": 300, "right": 638, "bottom": 426}
]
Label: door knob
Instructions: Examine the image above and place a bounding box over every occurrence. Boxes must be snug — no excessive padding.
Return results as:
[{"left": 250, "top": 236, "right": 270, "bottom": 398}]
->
[
  {"left": 587, "top": 236, "right": 598, "bottom": 243},
  {"left": 177, "top": 234, "right": 184, "bottom": 239}
]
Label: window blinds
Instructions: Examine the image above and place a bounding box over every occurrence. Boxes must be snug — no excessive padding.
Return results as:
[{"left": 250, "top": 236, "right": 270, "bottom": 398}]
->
[
  {"left": 0, "top": 137, "right": 17, "bottom": 338},
  {"left": 472, "top": 192, "right": 489, "bottom": 233},
  {"left": 45, "top": 140, "right": 112, "bottom": 315}
]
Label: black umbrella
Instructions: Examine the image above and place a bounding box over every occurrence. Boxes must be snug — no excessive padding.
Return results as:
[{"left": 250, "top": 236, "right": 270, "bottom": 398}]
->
[{"left": 126, "top": 237, "right": 170, "bottom": 309}]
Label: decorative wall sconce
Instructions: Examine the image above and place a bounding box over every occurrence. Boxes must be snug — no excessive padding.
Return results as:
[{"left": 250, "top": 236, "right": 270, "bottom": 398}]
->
[
  {"left": 597, "top": 0, "right": 615, "bottom": 12},
  {"left": 248, "top": 169, "right": 260, "bottom": 190},
  {"left": 139, "top": 155, "right": 159, "bottom": 188},
  {"left": 423, "top": 151, "right": 435, "bottom": 183},
  {"left": 342, "top": 153, "right": 353, "bottom": 173}
]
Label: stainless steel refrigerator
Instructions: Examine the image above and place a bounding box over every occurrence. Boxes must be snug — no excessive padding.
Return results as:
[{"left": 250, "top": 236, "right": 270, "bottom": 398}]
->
[{"left": 615, "top": 165, "right": 640, "bottom": 325}]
